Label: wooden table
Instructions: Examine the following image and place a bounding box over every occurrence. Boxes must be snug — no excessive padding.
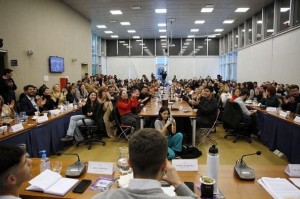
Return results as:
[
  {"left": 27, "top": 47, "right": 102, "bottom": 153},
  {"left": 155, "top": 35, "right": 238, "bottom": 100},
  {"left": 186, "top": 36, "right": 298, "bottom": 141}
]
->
[
  {"left": 139, "top": 99, "right": 197, "bottom": 146},
  {"left": 20, "top": 159, "right": 289, "bottom": 199}
]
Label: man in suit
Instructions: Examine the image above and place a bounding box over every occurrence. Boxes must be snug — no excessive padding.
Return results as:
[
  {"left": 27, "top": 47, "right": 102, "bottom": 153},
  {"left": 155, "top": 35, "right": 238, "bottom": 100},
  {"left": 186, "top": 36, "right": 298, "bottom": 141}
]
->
[
  {"left": 19, "top": 85, "right": 46, "bottom": 116},
  {"left": 93, "top": 128, "right": 199, "bottom": 199},
  {"left": 0, "top": 145, "right": 32, "bottom": 198},
  {"left": 0, "top": 68, "right": 17, "bottom": 104}
]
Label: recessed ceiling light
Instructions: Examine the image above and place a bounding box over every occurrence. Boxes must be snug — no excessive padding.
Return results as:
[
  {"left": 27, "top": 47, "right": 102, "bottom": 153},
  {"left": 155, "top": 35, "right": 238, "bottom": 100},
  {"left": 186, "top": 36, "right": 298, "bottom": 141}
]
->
[
  {"left": 111, "top": 35, "right": 119, "bottom": 38},
  {"left": 120, "top": 22, "right": 130, "bottom": 25},
  {"left": 159, "top": 29, "right": 167, "bottom": 33},
  {"left": 160, "top": 35, "right": 167, "bottom": 38},
  {"left": 201, "top": 4, "right": 215, "bottom": 13},
  {"left": 161, "top": 39, "right": 166, "bottom": 41},
  {"left": 155, "top": 9, "right": 167, "bottom": 14},
  {"left": 96, "top": 25, "right": 107, "bottom": 29},
  {"left": 127, "top": 30, "right": 136, "bottom": 33},
  {"left": 119, "top": 41, "right": 125, "bottom": 43},
  {"left": 214, "top": 29, "right": 224, "bottom": 32},
  {"left": 110, "top": 10, "right": 122, "bottom": 15},
  {"left": 223, "top": 20, "right": 235, "bottom": 24},
  {"left": 131, "top": 5, "right": 142, "bottom": 10},
  {"left": 267, "top": 29, "right": 274, "bottom": 32},
  {"left": 195, "top": 20, "right": 205, "bottom": 24},
  {"left": 280, "top": 8, "right": 290, "bottom": 12},
  {"left": 235, "top": 8, "right": 249, "bottom": 12},
  {"left": 158, "top": 23, "right": 166, "bottom": 27},
  {"left": 187, "top": 35, "right": 195, "bottom": 38},
  {"left": 191, "top": 29, "right": 199, "bottom": 32},
  {"left": 104, "top": 31, "right": 113, "bottom": 34},
  {"left": 133, "top": 36, "right": 140, "bottom": 39},
  {"left": 257, "top": 20, "right": 262, "bottom": 24}
]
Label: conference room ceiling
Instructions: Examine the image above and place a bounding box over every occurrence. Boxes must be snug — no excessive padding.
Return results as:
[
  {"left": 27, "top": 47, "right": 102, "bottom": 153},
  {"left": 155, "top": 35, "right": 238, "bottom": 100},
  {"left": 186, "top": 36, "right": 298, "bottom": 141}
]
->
[{"left": 63, "top": 0, "right": 275, "bottom": 39}]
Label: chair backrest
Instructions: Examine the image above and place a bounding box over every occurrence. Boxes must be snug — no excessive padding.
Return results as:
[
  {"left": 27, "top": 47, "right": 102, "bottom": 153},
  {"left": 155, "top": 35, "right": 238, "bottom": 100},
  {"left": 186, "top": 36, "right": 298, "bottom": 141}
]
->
[
  {"left": 296, "top": 103, "right": 300, "bottom": 114},
  {"left": 222, "top": 102, "right": 243, "bottom": 129},
  {"left": 112, "top": 106, "right": 123, "bottom": 128}
]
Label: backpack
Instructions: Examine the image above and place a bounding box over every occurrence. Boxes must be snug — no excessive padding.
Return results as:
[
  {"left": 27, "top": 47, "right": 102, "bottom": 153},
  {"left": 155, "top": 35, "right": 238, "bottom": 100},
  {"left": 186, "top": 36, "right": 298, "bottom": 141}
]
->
[{"left": 181, "top": 145, "right": 202, "bottom": 159}]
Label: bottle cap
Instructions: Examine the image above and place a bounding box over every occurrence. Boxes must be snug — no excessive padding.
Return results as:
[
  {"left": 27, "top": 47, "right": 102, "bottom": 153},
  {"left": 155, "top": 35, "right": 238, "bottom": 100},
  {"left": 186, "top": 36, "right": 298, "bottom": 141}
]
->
[
  {"left": 209, "top": 145, "right": 218, "bottom": 154},
  {"left": 39, "top": 150, "right": 47, "bottom": 159}
]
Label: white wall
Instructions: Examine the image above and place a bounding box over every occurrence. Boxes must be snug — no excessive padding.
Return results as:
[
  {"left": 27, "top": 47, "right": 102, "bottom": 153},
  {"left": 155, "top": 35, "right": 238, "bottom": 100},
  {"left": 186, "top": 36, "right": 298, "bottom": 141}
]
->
[
  {"left": 106, "top": 56, "right": 219, "bottom": 80},
  {"left": 237, "top": 28, "right": 300, "bottom": 85},
  {"left": 0, "top": 0, "right": 91, "bottom": 96}
]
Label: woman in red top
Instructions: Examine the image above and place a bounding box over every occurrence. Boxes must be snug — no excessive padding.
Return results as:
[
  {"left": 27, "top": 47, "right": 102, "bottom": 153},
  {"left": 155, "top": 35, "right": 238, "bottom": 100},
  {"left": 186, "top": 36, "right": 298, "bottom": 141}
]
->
[
  {"left": 230, "top": 88, "right": 240, "bottom": 102},
  {"left": 117, "top": 90, "right": 139, "bottom": 129}
]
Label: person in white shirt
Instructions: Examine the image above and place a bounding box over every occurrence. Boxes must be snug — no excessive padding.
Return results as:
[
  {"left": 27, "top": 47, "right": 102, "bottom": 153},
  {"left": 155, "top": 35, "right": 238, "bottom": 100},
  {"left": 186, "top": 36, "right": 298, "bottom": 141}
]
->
[
  {"left": 0, "top": 145, "right": 32, "bottom": 199},
  {"left": 93, "top": 128, "right": 199, "bottom": 199}
]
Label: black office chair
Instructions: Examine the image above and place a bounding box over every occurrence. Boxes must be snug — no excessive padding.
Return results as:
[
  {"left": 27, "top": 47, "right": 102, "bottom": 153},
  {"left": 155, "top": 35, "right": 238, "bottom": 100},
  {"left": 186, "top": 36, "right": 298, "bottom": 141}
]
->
[
  {"left": 296, "top": 103, "right": 300, "bottom": 114},
  {"left": 76, "top": 119, "right": 106, "bottom": 150},
  {"left": 222, "top": 102, "right": 252, "bottom": 143},
  {"left": 112, "top": 107, "right": 132, "bottom": 141}
]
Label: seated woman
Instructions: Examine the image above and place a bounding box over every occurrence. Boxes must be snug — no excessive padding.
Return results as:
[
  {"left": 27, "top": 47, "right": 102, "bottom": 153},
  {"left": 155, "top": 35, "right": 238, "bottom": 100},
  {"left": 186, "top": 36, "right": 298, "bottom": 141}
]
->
[
  {"left": 76, "top": 84, "right": 89, "bottom": 100},
  {"left": 0, "top": 95, "right": 15, "bottom": 118},
  {"left": 230, "top": 88, "right": 240, "bottom": 102},
  {"left": 51, "top": 84, "right": 66, "bottom": 107},
  {"left": 40, "top": 87, "right": 56, "bottom": 111},
  {"left": 66, "top": 85, "right": 79, "bottom": 104},
  {"left": 261, "top": 86, "right": 280, "bottom": 107},
  {"left": 219, "top": 85, "right": 232, "bottom": 106},
  {"left": 61, "top": 91, "right": 99, "bottom": 142},
  {"left": 154, "top": 107, "right": 183, "bottom": 159},
  {"left": 117, "top": 90, "right": 139, "bottom": 131}
]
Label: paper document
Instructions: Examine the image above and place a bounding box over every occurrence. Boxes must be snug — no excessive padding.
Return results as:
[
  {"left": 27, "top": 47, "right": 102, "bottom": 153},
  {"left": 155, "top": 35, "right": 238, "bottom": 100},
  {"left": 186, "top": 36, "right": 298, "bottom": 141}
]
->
[
  {"left": 258, "top": 177, "right": 300, "bottom": 199},
  {"left": 290, "top": 178, "right": 300, "bottom": 189}
]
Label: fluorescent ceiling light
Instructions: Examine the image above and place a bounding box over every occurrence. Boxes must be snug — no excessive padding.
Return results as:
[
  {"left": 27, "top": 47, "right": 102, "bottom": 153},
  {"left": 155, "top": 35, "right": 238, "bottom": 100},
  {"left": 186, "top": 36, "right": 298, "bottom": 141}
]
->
[
  {"left": 126, "top": 46, "right": 132, "bottom": 48},
  {"left": 198, "top": 46, "right": 203, "bottom": 48},
  {"left": 242, "top": 29, "right": 245, "bottom": 32},
  {"left": 184, "top": 42, "right": 190, "bottom": 45},
  {"left": 201, "top": 8, "right": 214, "bottom": 12},
  {"left": 139, "top": 43, "right": 145, "bottom": 45},
  {"left": 280, "top": 8, "right": 290, "bottom": 12},
  {"left": 208, "top": 35, "right": 216, "bottom": 38},
  {"left": 161, "top": 39, "right": 166, "bottom": 41},
  {"left": 123, "top": 43, "right": 128, "bottom": 46},
  {"left": 155, "top": 9, "right": 167, "bottom": 13},
  {"left": 158, "top": 23, "right": 166, "bottom": 27},
  {"left": 159, "top": 29, "right": 167, "bottom": 32},
  {"left": 104, "top": 31, "right": 113, "bottom": 34},
  {"left": 161, "top": 43, "right": 166, "bottom": 45},
  {"left": 133, "top": 36, "right": 140, "bottom": 39},
  {"left": 110, "top": 10, "right": 122, "bottom": 15},
  {"left": 223, "top": 20, "right": 234, "bottom": 24},
  {"left": 186, "top": 39, "right": 192, "bottom": 41},
  {"left": 120, "top": 22, "right": 130, "bottom": 25},
  {"left": 119, "top": 41, "right": 125, "bottom": 43},
  {"left": 190, "top": 29, "right": 199, "bottom": 32},
  {"left": 257, "top": 20, "right": 262, "bottom": 24},
  {"left": 170, "top": 44, "right": 175, "bottom": 47},
  {"left": 249, "top": 29, "right": 252, "bottom": 32},
  {"left": 214, "top": 29, "right": 224, "bottom": 32},
  {"left": 127, "top": 30, "right": 136, "bottom": 33},
  {"left": 187, "top": 35, "right": 195, "bottom": 38},
  {"left": 143, "top": 46, "right": 147, "bottom": 48},
  {"left": 136, "top": 39, "right": 142, "bottom": 41},
  {"left": 96, "top": 25, "right": 107, "bottom": 29},
  {"left": 235, "top": 8, "right": 249, "bottom": 12},
  {"left": 160, "top": 35, "right": 167, "bottom": 38},
  {"left": 267, "top": 29, "right": 274, "bottom": 32},
  {"left": 195, "top": 20, "right": 205, "bottom": 24},
  {"left": 182, "top": 46, "right": 188, "bottom": 49},
  {"left": 131, "top": 5, "right": 142, "bottom": 10},
  {"left": 215, "top": 33, "right": 221, "bottom": 36},
  {"left": 205, "top": 39, "right": 212, "bottom": 41},
  {"left": 111, "top": 35, "right": 119, "bottom": 38}
]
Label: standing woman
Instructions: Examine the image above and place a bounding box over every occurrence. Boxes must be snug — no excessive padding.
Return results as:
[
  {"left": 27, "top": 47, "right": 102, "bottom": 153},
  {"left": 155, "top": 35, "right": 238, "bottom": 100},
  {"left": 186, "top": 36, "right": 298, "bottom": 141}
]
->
[
  {"left": 154, "top": 107, "right": 183, "bottom": 159},
  {"left": 61, "top": 91, "right": 99, "bottom": 141},
  {"left": 51, "top": 84, "right": 66, "bottom": 107}
]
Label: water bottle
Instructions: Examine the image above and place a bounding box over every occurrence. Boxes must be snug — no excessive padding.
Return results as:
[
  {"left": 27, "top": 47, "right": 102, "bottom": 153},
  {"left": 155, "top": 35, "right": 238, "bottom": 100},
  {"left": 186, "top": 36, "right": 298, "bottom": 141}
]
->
[
  {"left": 39, "top": 150, "right": 50, "bottom": 173},
  {"left": 15, "top": 114, "right": 20, "bottom": 124},
  {"left": 206, "top": 145, "right": 219, "bottom": 194}
]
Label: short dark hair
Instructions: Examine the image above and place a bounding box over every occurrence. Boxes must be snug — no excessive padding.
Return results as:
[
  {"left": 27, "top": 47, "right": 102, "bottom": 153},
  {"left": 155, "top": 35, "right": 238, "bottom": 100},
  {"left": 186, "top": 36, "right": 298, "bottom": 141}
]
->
[
  {"left": 267, "top": 86, "right": 276, "bottom": 96},
  {"left": 3, "top": 69, "right": 13, "bottom": 75},
  {"left": 204, "top": 85, "right": 214, "bottom": 93},
  {"left": 289, "top": 84, "right": 299, "bottom": 90},
  {"left": 240, "top": 88, "right": 250, "bottom": 96},
  {"left": 0, "top": 145, "right": 24, "bottom": 177},
  {"left": 25, "top": 85, "right": 35, "bottom": 91},
  {"left": 129, "top": 128, "right": 167, "bottom": 178}
]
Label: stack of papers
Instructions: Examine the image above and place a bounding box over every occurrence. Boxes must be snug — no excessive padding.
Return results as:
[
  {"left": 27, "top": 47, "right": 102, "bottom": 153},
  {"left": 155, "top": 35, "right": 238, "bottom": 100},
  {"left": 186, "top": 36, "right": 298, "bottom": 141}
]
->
[{"left": 258, "top": 177, "right": 300, "bottom": 198}]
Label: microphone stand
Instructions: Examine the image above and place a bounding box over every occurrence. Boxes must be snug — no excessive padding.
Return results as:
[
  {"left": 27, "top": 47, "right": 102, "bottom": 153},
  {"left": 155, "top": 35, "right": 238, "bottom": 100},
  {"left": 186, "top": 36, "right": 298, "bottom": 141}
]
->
[
  {"left": 234, "top": 151, "right": 261, "bottom": 181},
  {"left": 56, "top": 152, "right": 86, "bottom": 178}
]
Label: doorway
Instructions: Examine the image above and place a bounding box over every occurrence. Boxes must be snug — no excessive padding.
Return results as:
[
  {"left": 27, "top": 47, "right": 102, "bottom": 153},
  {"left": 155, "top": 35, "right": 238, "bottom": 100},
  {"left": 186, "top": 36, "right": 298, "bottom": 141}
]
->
[{"left": 0, "top": 51, "right": 8, "bottom": 73}]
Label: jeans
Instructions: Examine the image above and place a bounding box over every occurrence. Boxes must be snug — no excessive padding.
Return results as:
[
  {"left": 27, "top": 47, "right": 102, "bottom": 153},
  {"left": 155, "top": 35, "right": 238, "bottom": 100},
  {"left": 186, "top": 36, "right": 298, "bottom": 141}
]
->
[
  {"left": 167, "top": 132, "right": 183, "bottom": 159},
  {"left": 66, "top": 115, "right": 95, "bottom": 141}
]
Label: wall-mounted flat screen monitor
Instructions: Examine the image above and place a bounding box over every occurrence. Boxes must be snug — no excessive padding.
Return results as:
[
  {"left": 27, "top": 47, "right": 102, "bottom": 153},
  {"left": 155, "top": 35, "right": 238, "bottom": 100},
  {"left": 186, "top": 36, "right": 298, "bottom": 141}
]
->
[{"left": 49, "top": 56, "right": 64, "bottom": 73}]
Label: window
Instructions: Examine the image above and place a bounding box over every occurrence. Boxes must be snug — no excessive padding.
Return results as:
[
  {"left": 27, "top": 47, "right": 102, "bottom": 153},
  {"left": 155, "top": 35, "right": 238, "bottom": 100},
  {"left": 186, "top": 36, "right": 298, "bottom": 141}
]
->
[
  {"left": 106, "top": 40, "right": 117, "bottom": 56},
  {"left": 219, "top": 51, "right": 237, "bottom": 81},
  {"left": 233, "top": 28, "right": 238, "bottom": 50},
  {"left": 239, "top": 24, "right": 245, "bottom": 48},
  {"left": 294, "top": 0, "right": 300, "bottom": 25},
  {"left": 91, "top": 34, "right": 101, "bottom": 74},
  {"left": 208, "top": 38, "right": 219, "bottom": 55},
  {"left": 169, "top": 39, "right": 181, "bottom": 56},
  {"left": 156, "top": 39, "right": 166, "bottom": 56},
  {"left": 256, "top": 12, "right": 263, "bottom": 41},
  {"left": 246, "top": 18, "right": 252, "bottom": 45},
  {"left": 195, "top": 38, "right": 207, "bottom": 55},
  {"left": 143, "top": 39, "right": 155, "bottom": 56},
  {"left": 182, "top": 38, "right": 194, "bottom": 56},
  {"left": 278, "top": 0, "right": 291, "bottom": 32},
  {"left": 265, "top": 3, "right": 275, "bottom": 37},
  {"left": 118, "top": 39, "right": 130, "bottom": 56}
]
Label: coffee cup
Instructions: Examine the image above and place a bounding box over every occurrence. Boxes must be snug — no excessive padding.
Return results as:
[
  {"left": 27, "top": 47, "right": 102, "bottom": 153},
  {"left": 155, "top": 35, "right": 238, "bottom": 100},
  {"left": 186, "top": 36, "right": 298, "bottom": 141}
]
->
[{"left": 200, "top": 176, "right": 215, "bottom": 198}]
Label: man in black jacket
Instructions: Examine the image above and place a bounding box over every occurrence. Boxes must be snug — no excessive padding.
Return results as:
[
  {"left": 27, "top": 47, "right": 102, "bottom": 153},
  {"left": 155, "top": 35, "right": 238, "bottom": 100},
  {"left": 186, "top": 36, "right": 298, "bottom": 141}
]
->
[{"left": 0, "top": 69, "right": 17, "bottom": 104}]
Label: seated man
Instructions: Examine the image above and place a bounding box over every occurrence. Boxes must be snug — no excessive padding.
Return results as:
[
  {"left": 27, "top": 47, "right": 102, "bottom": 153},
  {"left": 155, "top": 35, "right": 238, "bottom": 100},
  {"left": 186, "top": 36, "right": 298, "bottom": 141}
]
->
[
  {"left": 234, "top": 89, "right": 259, "bottom": 135},
  {"left": 260, "top": 86, "right": 280, "bottom": 107},
  {"left": 192, "top": 86, "right": 218, "bottom": 128},
  {"left": 282, "top": 84, "right": 300, "bottom": 112},
  {"left": 92, "top": 128, "right": 198, "bottom": 199},
  {"left": 0, "top": 145, "right": 32, "bottom": 198}
]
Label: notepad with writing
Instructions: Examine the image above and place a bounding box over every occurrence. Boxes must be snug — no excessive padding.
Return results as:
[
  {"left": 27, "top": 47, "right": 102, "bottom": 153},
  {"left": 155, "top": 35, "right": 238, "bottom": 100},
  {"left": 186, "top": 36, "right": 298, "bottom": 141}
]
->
[{"left": 26, "top": 169, "right": 78, "bottom": 196}]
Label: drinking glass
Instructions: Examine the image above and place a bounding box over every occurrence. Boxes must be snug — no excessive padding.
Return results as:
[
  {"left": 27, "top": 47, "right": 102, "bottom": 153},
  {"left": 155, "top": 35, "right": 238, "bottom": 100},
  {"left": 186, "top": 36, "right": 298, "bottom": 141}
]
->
[
  {"left": 117, "top": 147, "right": 131, "bottom": 175},
  {"left": 52, "top": 160, "right": 62, "bottom": 174}
]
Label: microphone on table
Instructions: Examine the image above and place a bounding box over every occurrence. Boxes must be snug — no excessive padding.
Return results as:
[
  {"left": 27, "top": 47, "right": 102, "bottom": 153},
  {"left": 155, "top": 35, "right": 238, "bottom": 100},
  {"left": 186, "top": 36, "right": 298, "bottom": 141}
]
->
[
  {"left": 234, "top": 151, "right": 261, "bottom": 181},
  {"left": 56, "top": 151, "right": 86, "bottom": 178}
]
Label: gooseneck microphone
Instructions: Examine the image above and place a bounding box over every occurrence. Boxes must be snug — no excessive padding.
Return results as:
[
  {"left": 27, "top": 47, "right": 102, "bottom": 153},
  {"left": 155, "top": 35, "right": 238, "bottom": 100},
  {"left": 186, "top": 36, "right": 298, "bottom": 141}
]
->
[
  {"left": 56, "top": 151, "right": 86, "bottom": 178},
  {"left": 234, "top": 151, "right": 262, "bottom": 181}
]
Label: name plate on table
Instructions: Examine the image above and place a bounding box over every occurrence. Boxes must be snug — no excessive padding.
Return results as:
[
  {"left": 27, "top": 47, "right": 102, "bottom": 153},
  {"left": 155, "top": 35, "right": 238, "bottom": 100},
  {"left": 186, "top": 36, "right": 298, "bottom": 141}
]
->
[
  {"left": 266, "top": 107, "right": 277, "bottom": 112},
  {"left": 87, "top": 161, "right": 114, "bottom": 175},
  {"left": 294, "top": 116, "right": 300, "bottom": 123},
  {"left": 49, "top": 109, "right": 60, "bottom": 116},
  {"left": 285, "top": 164, "right": 300, "bottom": 177},
  {"left": 11, "top": 123, "right": 24, "bottom": 132},
  {"left": 279, "top": 111, "right": 288, "bottom": 118},
  {"left": 36, "top": 115, "right": 48, "bottom": 123},
  {"left": 172, "top": 159, "right": 198, "bottom": 171}
]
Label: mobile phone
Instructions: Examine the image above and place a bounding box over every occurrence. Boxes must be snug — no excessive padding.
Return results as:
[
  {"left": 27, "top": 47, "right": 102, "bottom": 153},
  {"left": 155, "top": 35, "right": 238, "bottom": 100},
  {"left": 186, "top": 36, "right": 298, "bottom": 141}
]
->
[
  {"left": 169, "top": 114, "right": 173, "bottom": 121},
  {"left": 184, "top": 181, "right": 194, "bottom": 192},
  {"left": 72, "top": 179, "right": 92, "bottom": 193}
]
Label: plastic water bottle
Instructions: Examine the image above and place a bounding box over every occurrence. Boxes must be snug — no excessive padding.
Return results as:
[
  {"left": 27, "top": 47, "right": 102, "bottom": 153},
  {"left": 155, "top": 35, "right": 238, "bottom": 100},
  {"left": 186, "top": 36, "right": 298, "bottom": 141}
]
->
[
  {"left": 39, "top": 150, "right": 50, "bottom": 173},
  {"left": 15, "top": 114, "right": 20, "bottom": 124},
  {"left": 206, "top": 145, "right": 219, "bottom": 194}
]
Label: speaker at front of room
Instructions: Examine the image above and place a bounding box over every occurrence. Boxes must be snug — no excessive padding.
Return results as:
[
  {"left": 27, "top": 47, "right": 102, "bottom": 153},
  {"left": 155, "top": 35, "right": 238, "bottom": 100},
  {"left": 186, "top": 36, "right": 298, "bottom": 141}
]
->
[{"left": 0, "top": 38, "right": 3, "bottom": 48}]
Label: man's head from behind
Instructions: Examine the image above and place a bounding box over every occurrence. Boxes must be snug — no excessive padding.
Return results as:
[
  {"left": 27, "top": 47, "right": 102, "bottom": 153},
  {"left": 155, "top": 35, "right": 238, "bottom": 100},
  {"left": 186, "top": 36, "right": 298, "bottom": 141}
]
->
[
  {"left": 240, "top": 89, "right": 250, "bottom": 101},
  {"left": 0, "top": 145, "right": 32, "bottom": 195},
  {"left": 129, "top": 128, "right": 168, "bottom": 179}
]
